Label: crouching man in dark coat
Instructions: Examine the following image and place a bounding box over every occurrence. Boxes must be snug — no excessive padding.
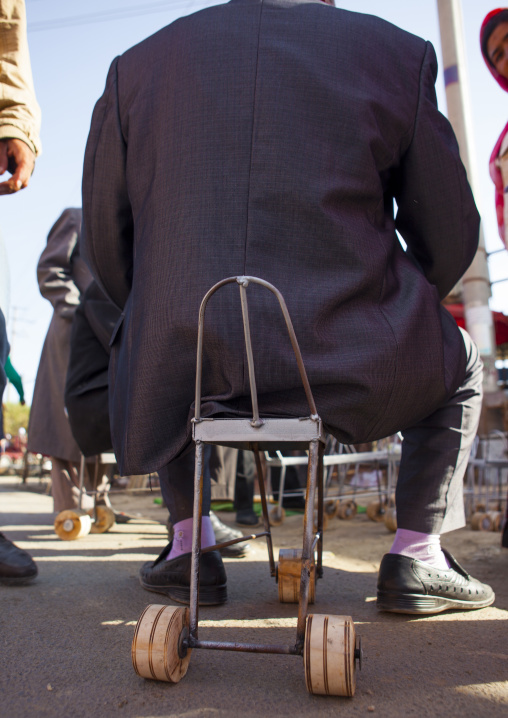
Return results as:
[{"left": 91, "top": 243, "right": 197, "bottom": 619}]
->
[{"left": 81, "top": 0, "right": 494, "bottom": 613}]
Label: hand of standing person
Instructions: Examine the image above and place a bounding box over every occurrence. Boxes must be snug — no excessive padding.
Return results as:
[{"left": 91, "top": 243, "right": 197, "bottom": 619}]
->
[{"left": 0, "top": 138, "right": 35, "bottom": 194}]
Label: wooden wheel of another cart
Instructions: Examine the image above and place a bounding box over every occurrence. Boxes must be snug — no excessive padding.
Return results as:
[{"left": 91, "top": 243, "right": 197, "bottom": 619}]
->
[
  {"left": 269, "top": 505, "right": 286, "bottom": 526},
  {"left": 336, "top": 500, "right": 357, "bottom": 520},
  {"left": 54, "top": 510, "right": 92, "bottom": 541},
  {"left": 487, "top": 511, "right": 502, "bottom": 531},
  {"left": 132, "top": 605, "right": 191, "bottom": 682},
  {"left": 88, "top": 506, "right": 116, "bottom": 534},
  {"left": 366, "top": 500, "right": 385, "bottom": 522},
  {"left": 304, "top": 614, "right": 357, "bottom": 696},
  {"left": 471, "top": 512, "right": 489, "bottom": 531},
  {"left": 324, "top": 499, "right": 339, "bottom": 519},
  {"left": 277, "top": 548, "right": 315, "bottom": 604},
  {"left": 384, "top": 506, "right": 397, "bottom": 532}
]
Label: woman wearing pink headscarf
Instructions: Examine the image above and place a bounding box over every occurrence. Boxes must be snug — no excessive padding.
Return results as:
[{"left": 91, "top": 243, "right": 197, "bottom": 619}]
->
[{"left": 481, "top": 8, "right": 508, "bottom": 249}]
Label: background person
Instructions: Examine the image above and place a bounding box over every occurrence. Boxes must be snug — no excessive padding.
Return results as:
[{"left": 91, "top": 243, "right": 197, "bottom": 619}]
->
[
  {"left": 480, "top": 7, "right": 508, "bottom": 548},
  {"left": 480, "top": 8, "right": 508, "bottom": 250},
  {"left": 27, "top": 208, "right": 96, "bottom": 514},
  {"left": 0, "top": 0, "right": 41, "bottom": 586}
]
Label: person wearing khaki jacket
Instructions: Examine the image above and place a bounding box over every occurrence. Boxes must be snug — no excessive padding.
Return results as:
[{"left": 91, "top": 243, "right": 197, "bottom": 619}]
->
[{"left": 0, "top": 0, "right": 41, "bottom": 586}]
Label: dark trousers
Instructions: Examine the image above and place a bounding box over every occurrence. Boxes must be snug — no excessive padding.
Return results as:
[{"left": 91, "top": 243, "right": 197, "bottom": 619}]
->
[
  {"left": 158, "top": 329, "right": 483, "bottom": 534},
  {"left": 396, "top": 328, "right": 483, "bottom": 534}
]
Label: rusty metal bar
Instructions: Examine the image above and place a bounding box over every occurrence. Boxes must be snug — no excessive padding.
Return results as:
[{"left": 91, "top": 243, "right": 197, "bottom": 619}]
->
[
  {"left": 201, "top": 532, "right": 269, "bottom": 554},
  {"left": 187, "top": 639, "right": 301, "bottom": 656},
  {"left": 238, "top": 279, "right": 262, "bottom": 427},
  {"left": 189, "top": 441, "right": 205, "bottom": 639},
  {"left": 253, "top": 445, "right": 276, "bottom": 577},
  {"left": 296, "top": 439, "right": 320, "bottom": 646},
  {"left": 77, "top": 454, "right": 86, "bottom": 511},
  {"left": 193, "top": 276, "right": 320, "bottom": 423},
  {"left": 194, "top": 277, "right": 234, "bottom": 422},
  {"left": 316, "top": 440, "right": 324, "bottom": 578}
]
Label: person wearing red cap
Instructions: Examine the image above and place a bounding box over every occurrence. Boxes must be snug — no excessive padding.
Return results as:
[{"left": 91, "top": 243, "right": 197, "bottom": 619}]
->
[{"left": 481, "top": 8, "right": 508, "bottom": 249}]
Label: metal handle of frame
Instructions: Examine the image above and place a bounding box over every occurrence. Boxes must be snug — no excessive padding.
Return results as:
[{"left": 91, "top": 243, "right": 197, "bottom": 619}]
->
[{"left": 193, "top": 275, "right": 318, "bottom": 425}]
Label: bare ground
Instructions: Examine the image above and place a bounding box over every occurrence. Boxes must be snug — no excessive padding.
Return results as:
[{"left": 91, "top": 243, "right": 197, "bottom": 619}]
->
[{"left": 0, "top": 475, "right": 507, "bottom": 718}]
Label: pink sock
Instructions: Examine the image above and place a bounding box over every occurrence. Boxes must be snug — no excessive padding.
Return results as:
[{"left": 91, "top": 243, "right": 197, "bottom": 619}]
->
[
  {"left": 167, "top": 516, "right": 216, "bottom": 560},
  {"left": 390, "top": 529, "right": 450, "bottom": 570}
]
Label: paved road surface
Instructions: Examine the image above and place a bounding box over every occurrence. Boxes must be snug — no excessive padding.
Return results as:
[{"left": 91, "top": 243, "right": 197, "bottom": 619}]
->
[{"left": 1, "top": 476, "right": 507, "bottom": 718}]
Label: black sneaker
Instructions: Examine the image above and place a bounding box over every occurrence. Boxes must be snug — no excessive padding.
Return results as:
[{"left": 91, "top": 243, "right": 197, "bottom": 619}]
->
[
  {"left": 0, "top": 533, "right": 38, "bottom": 585},
  {"left": 139, "top": 542, "right": 227, "bottom": 605},
  {"left": 377, "top": 549, "right": 495, "bottom": 615}
]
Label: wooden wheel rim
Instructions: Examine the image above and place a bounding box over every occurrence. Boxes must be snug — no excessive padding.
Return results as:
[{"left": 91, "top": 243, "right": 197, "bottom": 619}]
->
[
  {"left": 304, "top": 614, "right": 356, "bottom": 697},
  {"left": 132, "top": 604, "right": 191, "bottom": 682},
  {"left": 324, "top": 500, "right": 339, "bottom": 519},
  {"left": 89, "top": 506, "right": 116, "bottom": 534},
  {"left": 384, "top": 506, "right": 397, "bottom": 532},
  {"left": 337, "top": 500, "right": 357, "bottom": 520},
  {"left": 366, "top": 501, "right": 385, "bottom": 522},
  {"left": 54, "top": 510, "right": 92, "bottom": 541},
  {"left": 278, "top": 548, "right": 315, "bottom": 604},
  {"left": 471, "top": 512, "right": 488, "bottom": 531}
]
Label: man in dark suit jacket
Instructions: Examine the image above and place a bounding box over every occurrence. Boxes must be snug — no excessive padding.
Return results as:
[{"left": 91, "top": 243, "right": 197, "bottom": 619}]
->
[{"left": 82, "top": 0, "right": 494, "bottom": 613}]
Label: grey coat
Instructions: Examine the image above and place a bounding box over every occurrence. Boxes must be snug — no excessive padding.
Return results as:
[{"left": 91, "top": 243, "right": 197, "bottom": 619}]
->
[
  {"left": 82, "top": 0, "right": 479, "bottom": 476},
  {"left": 28, "top": 208, "right": 92, "bottom": 461}
]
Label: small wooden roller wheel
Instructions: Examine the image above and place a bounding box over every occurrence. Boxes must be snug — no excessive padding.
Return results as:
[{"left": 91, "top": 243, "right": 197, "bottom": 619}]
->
[
  {"left": 277, "top": 548, "right": 315, "bottom": 604},
  {"left": 304, "top": 614, "right": 357, "bottom": 696},
  {"left": 313, "top": 510, "right": 329, "bottom": 533},
  {"left": 487, "top": 511, "right": 502, "bottom": 532},
  {"left": 324, "top": 500, "right": 339, "bottom": 519},
  {"left": 132, "top": 605, "right": 191, "bottom": 682},
  {"left": 88, "top": 505, "right": 116, "bottom": 534},
  {"left": 336, "top": 500, "right": 357, "bottom": 520},
  {"left": 366, "top": 500, "right": 386, "bottom": 522},
  {"left": 470, "top": 512, "right": 489, "bottom": 531},
  {"left": 269, "top": 505, "right": 286, "bottom": 526},
  {"left": 384, "top": 506, "right": 397, "bottom": 532},
  {"left": 54, "top": 510, "right": 92, "bottom": 541}
]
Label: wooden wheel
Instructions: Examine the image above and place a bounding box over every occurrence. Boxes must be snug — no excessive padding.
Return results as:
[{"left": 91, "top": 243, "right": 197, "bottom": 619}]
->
[
  {"left": 132, "top": 605, "right": 191, "bottom": 682},
  {"left": 384, "top": 506, "right": 397, "bottom": 532},
  {"left": 277, "top": 549, "right": 315, "bottom": 604},
  {"left": 313, "top": 510, "right": 329, "bottom": 533},
  {"left": 488, "top": 511, "right": 502, "bottom": 532},
  {"left": 324, "top": 500, "right": 339, "bottom": 519},
  {"left": 470, "top": 512, "right": 489, "bottom": 531},
  {"left": 336, "top": 500, "right": 357, "bottom": 520},
  {"left": 269, "top": 505, "right": 286, "bottom": 526},
  {"left": 366, "top": 500, "right": 385, "bottom": 522},
  {"left": 89, "top": 505, "right": 116, "bottom": 534},
  {"left": 304, "top": 614, "right": 357, "bottom": 696},
  {"left": 54, "top": 510, "right": 92, "bottom": 540}
]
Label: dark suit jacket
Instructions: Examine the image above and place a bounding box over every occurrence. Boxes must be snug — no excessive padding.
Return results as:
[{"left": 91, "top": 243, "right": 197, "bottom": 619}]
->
[{"left": 82, "top": 0, "right": 479, "bottom": 476}]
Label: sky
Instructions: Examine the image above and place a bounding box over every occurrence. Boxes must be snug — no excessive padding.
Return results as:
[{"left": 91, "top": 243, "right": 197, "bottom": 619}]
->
[{"left": 1, "top": 0, "right": 508, "bottom": 404}]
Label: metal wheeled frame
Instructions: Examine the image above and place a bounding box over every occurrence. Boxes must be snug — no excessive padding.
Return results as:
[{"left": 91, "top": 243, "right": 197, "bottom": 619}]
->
[{"left": 172, "top": 275, "right": 362, "bottom": 690}]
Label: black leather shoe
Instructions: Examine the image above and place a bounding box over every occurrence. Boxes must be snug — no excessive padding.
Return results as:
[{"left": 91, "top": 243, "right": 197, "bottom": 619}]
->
[
  {"left": 0, "top": 533, "right": 38, "bottom": 585},
  {"left": 377, "top": 549, "right": 495, "bottom": 615},
  {"left": 235, "top": 509, "right": 261, "bottom": 527},
  {"left": 139, "top": 542, "right": 227, "bottom": 605},
  {"left": 210, "top": 511, "right": 250, "bottom": 557}
]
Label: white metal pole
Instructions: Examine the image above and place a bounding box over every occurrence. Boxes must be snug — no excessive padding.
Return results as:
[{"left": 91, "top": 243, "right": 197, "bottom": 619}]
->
[{"left": 437, "top": 0, "right": 498, "bottom": 394}]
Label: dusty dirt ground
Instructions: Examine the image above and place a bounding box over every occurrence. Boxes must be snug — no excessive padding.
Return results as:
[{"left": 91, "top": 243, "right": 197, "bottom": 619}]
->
[{"left": 0, "top": 475, "right": 507, "bottom": 718}]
